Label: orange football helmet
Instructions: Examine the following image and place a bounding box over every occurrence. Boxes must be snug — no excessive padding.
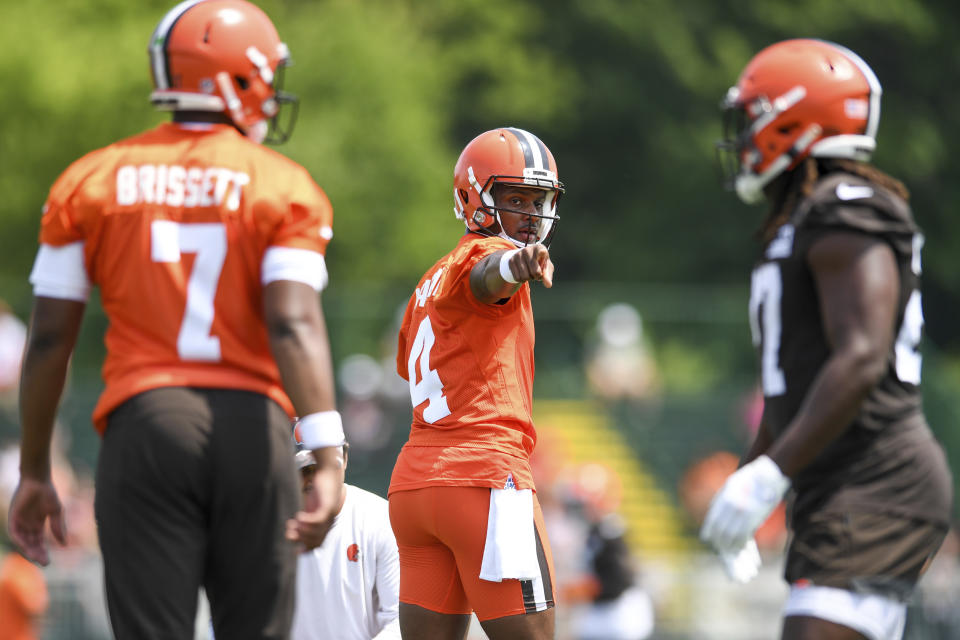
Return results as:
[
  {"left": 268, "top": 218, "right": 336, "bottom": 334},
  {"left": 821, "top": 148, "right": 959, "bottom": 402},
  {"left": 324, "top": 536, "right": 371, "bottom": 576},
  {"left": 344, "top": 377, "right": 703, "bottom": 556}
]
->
[
  {"left": 453, "top": 127, "right": 564, "bottom": 247},
  {"left": 148, "top": 0, "right": 298, "bottom": 144},
  {"left": 718, "top": 39, "right": 882, "bottom": 204}
]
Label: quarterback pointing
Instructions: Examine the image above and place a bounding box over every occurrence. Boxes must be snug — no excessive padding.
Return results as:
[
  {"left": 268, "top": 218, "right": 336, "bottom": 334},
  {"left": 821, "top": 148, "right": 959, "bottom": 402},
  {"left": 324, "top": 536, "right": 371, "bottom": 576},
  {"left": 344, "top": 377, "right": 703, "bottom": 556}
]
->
[{"left": 389, "top": 127, "right": 562, "bottom": 640}]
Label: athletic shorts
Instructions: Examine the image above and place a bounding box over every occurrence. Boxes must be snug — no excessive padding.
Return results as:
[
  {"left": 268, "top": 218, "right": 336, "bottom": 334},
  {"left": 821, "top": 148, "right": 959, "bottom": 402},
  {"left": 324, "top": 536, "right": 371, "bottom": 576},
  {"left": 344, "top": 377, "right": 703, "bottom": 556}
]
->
[
  {"left": 783, "top": 584, "right": 906, "bottom": 640},
  {"left": 785, "top": 510, "right": 949, "bottom": 600},
  {"left": 389, "top": 486, "right": 556, "bottom": 621},
  {"left": 95, "top": 387, "right": 300, "bottom": 640}
]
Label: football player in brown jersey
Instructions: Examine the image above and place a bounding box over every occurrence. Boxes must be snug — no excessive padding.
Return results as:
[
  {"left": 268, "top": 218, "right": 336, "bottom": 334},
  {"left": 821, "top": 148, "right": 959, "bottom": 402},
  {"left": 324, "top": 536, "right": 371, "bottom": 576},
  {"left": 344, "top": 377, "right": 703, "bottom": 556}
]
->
[{"left": 701, "top": 39, "right": 953, "bottom": 640}]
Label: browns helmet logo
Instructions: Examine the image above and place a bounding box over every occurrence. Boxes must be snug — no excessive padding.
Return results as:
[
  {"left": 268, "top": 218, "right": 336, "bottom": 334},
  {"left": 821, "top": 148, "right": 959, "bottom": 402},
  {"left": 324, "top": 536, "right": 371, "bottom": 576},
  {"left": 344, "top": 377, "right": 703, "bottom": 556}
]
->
[{"left": 346, "top": 543, "right": 360, "bottom": 562}]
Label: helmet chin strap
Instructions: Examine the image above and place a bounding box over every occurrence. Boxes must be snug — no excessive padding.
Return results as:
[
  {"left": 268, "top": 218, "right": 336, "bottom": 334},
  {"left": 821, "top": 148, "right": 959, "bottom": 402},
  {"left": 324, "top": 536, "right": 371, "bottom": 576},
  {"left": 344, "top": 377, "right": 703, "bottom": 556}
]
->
[
  {"left": 736, "top": 156, "right": 790, "bottom": 204},
  {"left": 496, "top": 219, "right": 530, "bottom": 248},
  {"left": 247, "top": 120, "right": 268, "bottom": 144},
  {"left": 216, "top": 71, "right": 247, "bottom": 130},
  {"left": 213, "top": 71, "right": 269, "bottom": 143},
  {"left": 494, "top": 208, "right": 553, "bottom": 248}
]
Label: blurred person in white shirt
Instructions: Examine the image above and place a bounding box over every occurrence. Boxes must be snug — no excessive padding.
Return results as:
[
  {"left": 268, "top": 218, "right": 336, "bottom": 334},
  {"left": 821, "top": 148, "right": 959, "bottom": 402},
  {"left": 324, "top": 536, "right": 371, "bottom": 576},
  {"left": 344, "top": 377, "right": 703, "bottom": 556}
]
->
[
  {"left": 0, "top": 301, "right": 26, "bottom": 395},
  {"left": 290, "top": 435, "right": 400, "bottom": 640}
]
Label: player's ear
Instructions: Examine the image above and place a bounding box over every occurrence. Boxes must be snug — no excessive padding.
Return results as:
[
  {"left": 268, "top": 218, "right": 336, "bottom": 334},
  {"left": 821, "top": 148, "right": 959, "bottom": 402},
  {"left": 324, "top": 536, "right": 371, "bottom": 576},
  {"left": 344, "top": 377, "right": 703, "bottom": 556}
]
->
[{"left": 342, "top": 443, "right": 350, "bottom": 470}]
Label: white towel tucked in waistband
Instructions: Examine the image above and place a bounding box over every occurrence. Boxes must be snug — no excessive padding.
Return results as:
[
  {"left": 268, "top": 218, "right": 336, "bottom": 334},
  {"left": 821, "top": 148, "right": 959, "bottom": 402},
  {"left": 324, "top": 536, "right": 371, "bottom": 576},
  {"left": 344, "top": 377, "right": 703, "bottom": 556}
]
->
[{"left": 479, "top": 485, "right": 539, "bottom": 582}]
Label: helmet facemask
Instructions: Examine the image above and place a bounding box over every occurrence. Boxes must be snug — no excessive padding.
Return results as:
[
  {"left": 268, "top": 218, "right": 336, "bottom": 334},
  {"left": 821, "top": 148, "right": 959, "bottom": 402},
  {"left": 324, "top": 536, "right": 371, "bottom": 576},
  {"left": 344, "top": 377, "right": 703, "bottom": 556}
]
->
[
  {"left": 214, "top": 48, "right": 299, "bottom": 144},
  {"left": 261, "top": 60, "right": 299, "bottom": 144},
  {"left": 716, "top": 89, "right": 751, "bottom": 196},
  {"left": 471, "top": 173, "right": 562, "bottom": 248},
  {"left": 717, "top": 85, "right": 819, "bottom": 204}
]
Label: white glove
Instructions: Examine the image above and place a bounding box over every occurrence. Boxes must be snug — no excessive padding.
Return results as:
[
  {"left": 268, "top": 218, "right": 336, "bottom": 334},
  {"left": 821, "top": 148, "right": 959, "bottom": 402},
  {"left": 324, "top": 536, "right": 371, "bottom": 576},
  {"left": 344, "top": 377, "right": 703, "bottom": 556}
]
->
[
  {"left": 719, "top": 538, "right": 761, "bottom": 584},
  {"left": 699, "top": 454, "right": 790, "bottom": 553}
]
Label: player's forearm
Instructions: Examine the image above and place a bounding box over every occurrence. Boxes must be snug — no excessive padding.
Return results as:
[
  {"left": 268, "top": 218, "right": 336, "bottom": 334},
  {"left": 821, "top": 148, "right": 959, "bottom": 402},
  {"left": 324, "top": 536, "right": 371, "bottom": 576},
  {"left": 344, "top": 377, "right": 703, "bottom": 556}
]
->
[
  {"left": 268, "top": 313, "right": 337, "bottom": 416},
  {"left": 18, "top": 339, "right": 73, "bottom": 479},
  {"left": 18, "top": 298, "right": 84, "bottom": 479},
  {"left": 765, "top": 344, "right": 884, "bottom": 478},
  {"left": 470, "top": 250, "right": 521, "bottom": 303},
  {"left": 740, "top": 419, "right": 772, "bottom": 467},
  {"left": 311, "top": 449, "right": 346, "bottom": 518},
  {"left": 264, "top": 281, "right": 337, "bottom": 416}
]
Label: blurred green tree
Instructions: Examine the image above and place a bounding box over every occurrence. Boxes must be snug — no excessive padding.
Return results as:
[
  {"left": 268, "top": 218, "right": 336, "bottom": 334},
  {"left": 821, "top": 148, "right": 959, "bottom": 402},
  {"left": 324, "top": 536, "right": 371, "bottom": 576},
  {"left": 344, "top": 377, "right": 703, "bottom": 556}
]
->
[{"left": 2, "top": 0, "right": 958, "bottom": 503}]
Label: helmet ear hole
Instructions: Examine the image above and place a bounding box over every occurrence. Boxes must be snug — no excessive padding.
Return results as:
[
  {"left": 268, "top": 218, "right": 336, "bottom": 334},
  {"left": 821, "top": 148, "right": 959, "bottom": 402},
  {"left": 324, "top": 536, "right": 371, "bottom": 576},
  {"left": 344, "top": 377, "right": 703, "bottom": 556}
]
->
[
  {"left": 235, "top": 75, "right": 250, "bottom": 90},
  {"left": 459, "top": 189, "right": 470, "bottom": 206}
]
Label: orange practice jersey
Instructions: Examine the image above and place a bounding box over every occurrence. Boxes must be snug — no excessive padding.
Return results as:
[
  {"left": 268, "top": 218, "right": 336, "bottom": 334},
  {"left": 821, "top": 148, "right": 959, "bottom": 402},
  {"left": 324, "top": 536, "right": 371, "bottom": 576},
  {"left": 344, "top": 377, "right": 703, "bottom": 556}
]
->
[
  {"left": 38, "top": 123, "right": 333, "bottom": 432},
  {"left": 389, "top": 234, "right": 538, "bottom": 493}
]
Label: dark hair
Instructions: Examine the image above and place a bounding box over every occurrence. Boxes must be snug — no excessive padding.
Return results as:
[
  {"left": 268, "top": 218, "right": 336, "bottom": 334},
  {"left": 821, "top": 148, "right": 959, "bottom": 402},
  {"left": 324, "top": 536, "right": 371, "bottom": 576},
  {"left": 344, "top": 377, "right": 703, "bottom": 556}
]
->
[{"left": 759, "top": 158, "right": 909, "bottom": 245}]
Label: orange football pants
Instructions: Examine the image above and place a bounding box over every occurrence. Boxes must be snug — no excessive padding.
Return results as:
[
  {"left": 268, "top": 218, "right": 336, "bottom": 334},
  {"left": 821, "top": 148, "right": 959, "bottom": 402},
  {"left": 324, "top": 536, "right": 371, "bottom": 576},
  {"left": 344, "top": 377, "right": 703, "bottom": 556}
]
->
[{"left": 389, "top": 485, "right": 556, "bottom": 621}]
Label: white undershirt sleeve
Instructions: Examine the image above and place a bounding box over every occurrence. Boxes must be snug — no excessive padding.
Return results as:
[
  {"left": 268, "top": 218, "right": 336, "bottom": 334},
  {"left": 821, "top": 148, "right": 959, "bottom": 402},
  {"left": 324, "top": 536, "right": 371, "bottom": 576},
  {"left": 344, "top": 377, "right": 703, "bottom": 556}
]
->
[
  {"left": 372, "top": 511, "right": 401, "bottom": 640},
  {"left": 29, "top": 242, "right": 91, "bottom": 301},
  {"left": 261, "top": 246, "right": 328, "bottom": 291},
  {"left": 372, "top": 615, "right": 401, "bottom": 640}
]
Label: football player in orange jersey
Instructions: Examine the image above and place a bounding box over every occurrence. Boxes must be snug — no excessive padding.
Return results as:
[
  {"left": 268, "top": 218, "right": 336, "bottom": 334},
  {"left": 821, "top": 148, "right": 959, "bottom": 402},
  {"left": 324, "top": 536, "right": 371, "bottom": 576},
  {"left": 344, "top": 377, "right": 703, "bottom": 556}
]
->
[
  {"left": 7, "top": 2, "right": 346, "bottom": 638},
  {"left": 388, "top": 128, "right": 563, "bottom": 640}
]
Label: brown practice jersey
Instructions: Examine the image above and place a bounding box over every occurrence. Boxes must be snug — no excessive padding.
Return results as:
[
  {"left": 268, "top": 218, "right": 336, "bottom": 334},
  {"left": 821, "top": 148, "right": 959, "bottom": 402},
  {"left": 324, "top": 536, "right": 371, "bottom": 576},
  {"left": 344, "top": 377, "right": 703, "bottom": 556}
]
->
[
  {"left": 37, "top": 122, "right": 333, "bottom": 432},
  {"left": 750, "top": 171, "right": 952, "bottom": 525}
]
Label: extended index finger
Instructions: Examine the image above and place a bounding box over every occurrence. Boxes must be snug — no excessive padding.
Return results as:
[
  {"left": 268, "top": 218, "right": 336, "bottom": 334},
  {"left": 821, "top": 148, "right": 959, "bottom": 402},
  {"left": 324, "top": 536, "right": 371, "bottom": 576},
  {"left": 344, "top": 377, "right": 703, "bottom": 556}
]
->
[
  {"left": 541, "top": 259, "right": 554, "bottom": 288},
  {"left": 50, "top": 510, "right": 67, "bottom": 546}
]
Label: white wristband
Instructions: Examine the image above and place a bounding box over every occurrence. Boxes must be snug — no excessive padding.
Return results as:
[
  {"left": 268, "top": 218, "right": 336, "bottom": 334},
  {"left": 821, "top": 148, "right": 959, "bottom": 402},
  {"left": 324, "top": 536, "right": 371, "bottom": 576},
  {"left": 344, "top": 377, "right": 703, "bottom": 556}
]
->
[
  {"left": 499, "top": 249, "right": 520, "bottom": 284},
  {"left": 296, "top": 411, "right": 345, "bottom": 449}
]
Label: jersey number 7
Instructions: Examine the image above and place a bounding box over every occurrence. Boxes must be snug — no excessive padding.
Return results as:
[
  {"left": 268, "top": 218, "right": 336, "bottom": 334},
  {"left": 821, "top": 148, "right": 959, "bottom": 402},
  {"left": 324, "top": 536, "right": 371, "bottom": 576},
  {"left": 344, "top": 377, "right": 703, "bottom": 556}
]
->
[{"left": 151, "top": 220, "right": 227, "bottom": 361}]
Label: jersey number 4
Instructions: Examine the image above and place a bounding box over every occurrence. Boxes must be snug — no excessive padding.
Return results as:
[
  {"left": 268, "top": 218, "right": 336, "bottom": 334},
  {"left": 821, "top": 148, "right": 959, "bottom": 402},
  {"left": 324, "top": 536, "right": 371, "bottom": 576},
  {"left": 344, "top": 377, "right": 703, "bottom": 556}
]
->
[
  {"left": 750, "top": 258, "right": 923, "bottom": 397},
  {"left": 151, "top": 220, "right": 227, "bottom": 361},
  {"left": 407, "top": 316, "right": 451, "bottom": 423}
]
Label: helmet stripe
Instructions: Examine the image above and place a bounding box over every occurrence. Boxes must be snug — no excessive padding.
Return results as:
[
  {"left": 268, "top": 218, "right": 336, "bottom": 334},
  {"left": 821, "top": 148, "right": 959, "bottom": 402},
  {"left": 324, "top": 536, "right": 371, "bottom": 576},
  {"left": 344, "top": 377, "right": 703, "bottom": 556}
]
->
[
  {"left": 821, "top": 40, "right": 883, "bottom": 140},
  {"left": 506, "top": 127, "right": 546, "bottom": 170},
  {"left": 531, "top": 134, "right": 551, "bottom": 171},
  {"left": 149, "top": 0, "right": 206, "bottom": 90}
]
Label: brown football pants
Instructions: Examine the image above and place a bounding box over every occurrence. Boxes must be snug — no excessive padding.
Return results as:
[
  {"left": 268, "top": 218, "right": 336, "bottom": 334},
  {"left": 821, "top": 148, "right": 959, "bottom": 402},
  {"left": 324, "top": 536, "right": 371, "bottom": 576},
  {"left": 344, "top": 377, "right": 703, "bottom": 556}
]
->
[{"left": 94, "top": 387, "right": 300, "bottom": 640}]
